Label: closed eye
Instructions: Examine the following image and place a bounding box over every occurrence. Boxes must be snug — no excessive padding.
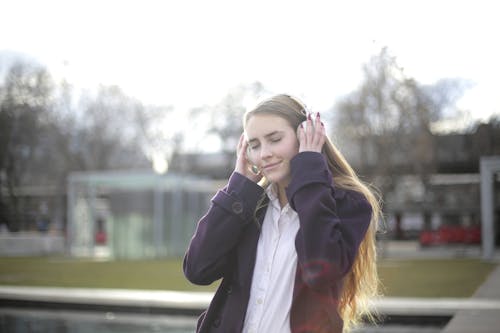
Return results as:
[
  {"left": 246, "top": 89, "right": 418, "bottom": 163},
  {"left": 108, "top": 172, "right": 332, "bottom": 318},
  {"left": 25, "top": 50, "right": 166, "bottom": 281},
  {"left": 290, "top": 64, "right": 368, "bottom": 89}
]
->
[
  {"left": 247, "top": 131, "right": 283, "bottom": 150},
  {"left": 248, "top": 142, "right": 260, "bottom": 150}
]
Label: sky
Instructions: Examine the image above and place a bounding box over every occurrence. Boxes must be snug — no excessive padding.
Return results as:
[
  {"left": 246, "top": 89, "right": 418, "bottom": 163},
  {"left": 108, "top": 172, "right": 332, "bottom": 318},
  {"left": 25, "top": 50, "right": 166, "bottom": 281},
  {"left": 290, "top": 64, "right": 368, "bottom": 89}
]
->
[{"left": 1, "top": 0, "right": 499, "bottom": 124}]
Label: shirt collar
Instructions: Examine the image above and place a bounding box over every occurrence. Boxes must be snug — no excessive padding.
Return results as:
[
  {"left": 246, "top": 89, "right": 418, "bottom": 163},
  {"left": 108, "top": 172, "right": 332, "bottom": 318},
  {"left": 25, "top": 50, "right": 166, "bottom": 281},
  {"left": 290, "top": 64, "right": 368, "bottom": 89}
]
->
[
  {"left": 265, "top": 184, "right": 294, "bottom": 215},
  {"left": 265, "top": 184, "right": 278, "bottom": 202}
]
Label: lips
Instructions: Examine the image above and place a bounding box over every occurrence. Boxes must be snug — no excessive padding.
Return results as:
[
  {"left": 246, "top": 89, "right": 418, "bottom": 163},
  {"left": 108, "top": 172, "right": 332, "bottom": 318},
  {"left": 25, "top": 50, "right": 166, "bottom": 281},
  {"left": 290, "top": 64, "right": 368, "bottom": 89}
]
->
[{"left": 262, "top": 161, "right": 281, "bottom": 170}]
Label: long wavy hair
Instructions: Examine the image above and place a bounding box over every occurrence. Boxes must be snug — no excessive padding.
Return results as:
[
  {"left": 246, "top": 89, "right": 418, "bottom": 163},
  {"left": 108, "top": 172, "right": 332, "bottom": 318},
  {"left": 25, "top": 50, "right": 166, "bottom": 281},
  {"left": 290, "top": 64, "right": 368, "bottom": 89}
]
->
[{"left": 243, "top": 94, "right": 382, "bottom": 331}]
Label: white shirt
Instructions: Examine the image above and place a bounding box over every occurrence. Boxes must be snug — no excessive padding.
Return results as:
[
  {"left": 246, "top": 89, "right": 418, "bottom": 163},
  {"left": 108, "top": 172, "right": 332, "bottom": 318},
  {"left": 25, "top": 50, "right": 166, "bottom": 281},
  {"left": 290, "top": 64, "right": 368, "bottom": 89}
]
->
[{"left": 242, "top": 185, "right": 300, "bottom": 333}]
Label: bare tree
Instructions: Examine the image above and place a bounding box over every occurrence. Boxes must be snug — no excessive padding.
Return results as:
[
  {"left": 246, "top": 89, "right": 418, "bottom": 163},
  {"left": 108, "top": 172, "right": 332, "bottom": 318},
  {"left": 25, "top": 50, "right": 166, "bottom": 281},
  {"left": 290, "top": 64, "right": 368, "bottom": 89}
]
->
[
  {"left": 186, "top": 82, "right": 267, "bottom": 176},
  {"left": 0, "top": 61, "right": 54, "bottom": 230},
  {"left": 71, "top": 86, "right": 144, "bottom": 170},
  {"left": 0, "top": 58, "right": 177, "bottom": 231},
  {"left": 333, "top": 47, "right": 470, "bottom": 229}
]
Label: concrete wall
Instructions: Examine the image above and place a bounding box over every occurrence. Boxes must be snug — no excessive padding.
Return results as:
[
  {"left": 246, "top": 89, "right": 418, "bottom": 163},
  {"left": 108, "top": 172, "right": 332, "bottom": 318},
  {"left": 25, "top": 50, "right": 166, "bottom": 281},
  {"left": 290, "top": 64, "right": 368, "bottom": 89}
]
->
[{"left": 0, "top": 233, "right": 65, "bottom": 256}]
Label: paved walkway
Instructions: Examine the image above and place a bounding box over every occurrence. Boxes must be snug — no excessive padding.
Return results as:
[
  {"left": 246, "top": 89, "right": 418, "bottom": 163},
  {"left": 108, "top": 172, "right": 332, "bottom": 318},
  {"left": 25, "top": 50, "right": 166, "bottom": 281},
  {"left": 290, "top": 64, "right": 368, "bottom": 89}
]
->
[
  {"left": 442, "top": 264, "right": 500, "bottom": 333},
  {"left": 2, "top": 285, "right": 499, "bottom": 317},
  {"left": 2, "top": 284, "right": 500, "bottom": 331},
  {"left": 1, "top": 241, "right": 500, "bottom": 332},
  {"left": 380, "top": 241, "right": 500, "bottom": 332}
]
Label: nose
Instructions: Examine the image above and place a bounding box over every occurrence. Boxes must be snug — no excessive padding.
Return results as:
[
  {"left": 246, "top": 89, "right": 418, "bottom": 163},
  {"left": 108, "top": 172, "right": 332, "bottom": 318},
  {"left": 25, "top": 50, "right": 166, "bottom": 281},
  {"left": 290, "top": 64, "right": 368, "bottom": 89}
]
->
[{"left": 260, "top": 143, "right": 272, "bottom": 160}]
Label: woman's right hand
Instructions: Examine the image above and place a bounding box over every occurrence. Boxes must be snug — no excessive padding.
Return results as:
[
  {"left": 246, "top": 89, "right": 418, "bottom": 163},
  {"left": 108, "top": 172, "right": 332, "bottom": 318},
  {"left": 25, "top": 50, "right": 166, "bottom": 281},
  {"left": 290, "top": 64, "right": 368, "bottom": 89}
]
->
[{"left": 235, "top": 133, "right": 262, "bottom": 183}]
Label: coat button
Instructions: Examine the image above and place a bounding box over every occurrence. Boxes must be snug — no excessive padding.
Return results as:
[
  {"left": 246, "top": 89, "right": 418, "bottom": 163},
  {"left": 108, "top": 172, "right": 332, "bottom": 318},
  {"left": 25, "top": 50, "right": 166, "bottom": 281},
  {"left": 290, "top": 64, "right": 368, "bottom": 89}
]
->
[
  {"left": 213, "top": 317, "right": 221, "bottom": 327},
  {"left": 226, "top": 285, "right": 232, "bottom": 294},
  {"left": 232, "top": 202, "right": 243, "bottom": 214}
]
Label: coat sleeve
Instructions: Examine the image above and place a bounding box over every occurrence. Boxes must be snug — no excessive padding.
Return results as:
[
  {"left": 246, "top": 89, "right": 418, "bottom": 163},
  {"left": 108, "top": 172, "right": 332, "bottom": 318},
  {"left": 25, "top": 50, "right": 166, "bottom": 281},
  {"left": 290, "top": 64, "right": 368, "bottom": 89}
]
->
[
  {"left": 285, "top": 152, "right": 373, "bottom": 290},
  {"left": 183, "top": 172, "right": 264, "bottom": 286}
]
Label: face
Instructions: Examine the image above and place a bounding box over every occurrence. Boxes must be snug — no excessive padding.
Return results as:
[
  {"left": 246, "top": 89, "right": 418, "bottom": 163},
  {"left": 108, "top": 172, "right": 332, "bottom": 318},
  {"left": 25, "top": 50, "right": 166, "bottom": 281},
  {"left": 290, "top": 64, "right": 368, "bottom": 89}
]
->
[{"left": 245, "top": 114, "right": 299, "bottom": 188}]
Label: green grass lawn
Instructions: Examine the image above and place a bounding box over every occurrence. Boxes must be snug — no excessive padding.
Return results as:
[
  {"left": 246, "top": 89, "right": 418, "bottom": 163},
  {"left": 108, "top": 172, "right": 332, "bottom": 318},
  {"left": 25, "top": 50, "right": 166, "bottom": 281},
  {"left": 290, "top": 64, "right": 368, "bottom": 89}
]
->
[
  {"left": 378, "top": 258, "right": 496, "bottom": 297},
  {"left": 0, "top": 257, "right": 215, "bottom": 292},
  {"left": 0, "top": 257, "right": 496, "bottom": 297}
]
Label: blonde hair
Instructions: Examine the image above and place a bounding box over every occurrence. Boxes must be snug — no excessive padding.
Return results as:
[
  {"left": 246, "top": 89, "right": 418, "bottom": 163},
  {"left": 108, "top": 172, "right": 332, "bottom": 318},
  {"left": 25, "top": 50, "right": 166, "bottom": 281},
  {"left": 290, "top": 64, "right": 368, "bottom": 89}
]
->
[{"left": 244, "top": 94, "right": 381, "bottom": 331}]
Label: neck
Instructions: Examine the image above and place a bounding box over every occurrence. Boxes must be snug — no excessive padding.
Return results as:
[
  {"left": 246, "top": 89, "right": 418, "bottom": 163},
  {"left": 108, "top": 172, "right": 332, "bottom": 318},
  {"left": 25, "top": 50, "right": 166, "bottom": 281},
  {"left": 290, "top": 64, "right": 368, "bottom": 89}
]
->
[{"left": 277, "top": 184, "right": 288, "bottom": 209}]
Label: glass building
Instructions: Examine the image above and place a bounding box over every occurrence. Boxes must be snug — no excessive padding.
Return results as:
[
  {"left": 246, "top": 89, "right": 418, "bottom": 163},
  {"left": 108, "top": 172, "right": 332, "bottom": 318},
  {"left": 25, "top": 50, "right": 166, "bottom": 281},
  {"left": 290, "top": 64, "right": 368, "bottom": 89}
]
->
[{"left": 67, "top": 170, "right": 224, "bottom": 259}]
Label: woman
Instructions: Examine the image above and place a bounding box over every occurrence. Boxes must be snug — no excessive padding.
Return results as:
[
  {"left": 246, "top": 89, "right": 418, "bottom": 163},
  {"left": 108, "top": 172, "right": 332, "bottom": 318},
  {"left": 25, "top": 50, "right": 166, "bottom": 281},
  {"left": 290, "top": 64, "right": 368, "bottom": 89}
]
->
[{"left": 183, "top": 94, "right": 380, "bottom": 332}]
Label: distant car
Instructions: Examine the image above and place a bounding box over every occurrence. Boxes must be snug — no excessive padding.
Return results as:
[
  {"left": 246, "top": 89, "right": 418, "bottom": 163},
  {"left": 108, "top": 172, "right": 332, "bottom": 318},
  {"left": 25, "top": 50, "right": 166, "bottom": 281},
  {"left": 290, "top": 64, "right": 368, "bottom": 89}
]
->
[{"left": 419, "top": 225, "right": 481, "bottom": 246}]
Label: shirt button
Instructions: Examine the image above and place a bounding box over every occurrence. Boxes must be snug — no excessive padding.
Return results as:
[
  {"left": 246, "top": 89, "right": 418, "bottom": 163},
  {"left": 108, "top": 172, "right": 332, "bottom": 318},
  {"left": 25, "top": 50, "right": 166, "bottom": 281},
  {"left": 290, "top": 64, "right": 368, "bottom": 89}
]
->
[{"left": 257, "top": 298, "right": 263, "bottom": 305}]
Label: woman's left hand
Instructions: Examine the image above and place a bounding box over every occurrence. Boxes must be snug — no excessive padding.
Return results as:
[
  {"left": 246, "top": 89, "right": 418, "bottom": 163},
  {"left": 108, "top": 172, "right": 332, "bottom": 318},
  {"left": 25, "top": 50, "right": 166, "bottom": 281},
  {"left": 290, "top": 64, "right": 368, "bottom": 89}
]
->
[{"left": 297, "top": 112, "right": 326, "bottom": 153}]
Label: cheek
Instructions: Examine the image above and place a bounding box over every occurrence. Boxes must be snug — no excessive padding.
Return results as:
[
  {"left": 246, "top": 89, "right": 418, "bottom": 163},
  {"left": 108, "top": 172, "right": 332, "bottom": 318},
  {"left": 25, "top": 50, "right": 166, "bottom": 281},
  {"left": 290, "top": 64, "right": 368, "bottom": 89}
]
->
[{"left": 283, "top": 139, "right": 300, "bottom": 158}]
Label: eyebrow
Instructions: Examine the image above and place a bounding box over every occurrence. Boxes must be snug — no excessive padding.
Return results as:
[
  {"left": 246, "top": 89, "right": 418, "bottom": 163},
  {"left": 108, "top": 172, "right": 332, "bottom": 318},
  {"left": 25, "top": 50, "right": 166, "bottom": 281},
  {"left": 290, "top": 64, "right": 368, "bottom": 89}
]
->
[{"left": 247, "top": 130, "right": 283, "bottom": 143}]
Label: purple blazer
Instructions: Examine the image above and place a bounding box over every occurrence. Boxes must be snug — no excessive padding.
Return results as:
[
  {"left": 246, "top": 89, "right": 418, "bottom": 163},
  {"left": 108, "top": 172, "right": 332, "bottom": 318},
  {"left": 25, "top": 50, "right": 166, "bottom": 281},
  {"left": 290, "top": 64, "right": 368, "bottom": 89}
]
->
[{"left": 183, "top": 152, "right": 372, "bottom": 333}]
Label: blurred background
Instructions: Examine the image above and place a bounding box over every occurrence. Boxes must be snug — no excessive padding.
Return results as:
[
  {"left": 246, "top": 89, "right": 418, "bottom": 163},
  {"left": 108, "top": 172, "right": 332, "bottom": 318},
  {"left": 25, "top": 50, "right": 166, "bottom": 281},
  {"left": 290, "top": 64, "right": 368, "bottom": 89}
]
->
[
  {"left": 1, "top": 0, "right": 499, "bottom": 258},
  {"left": 1, "top": 0, "right": 499, "bottom": 332}
]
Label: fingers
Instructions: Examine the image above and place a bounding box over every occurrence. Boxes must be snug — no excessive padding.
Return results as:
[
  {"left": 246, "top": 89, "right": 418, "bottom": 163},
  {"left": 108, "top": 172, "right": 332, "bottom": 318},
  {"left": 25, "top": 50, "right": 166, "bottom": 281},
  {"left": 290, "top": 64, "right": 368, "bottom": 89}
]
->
[
  {"left": 235, "top": 133, "right": 247, "bottom": 174},
  {"left": 235, "top": 133, "right": 262, "bottom": 183},
  {"left": 312, "top": 112, "right": 325, "bottom": 147},
  {"left": 237, "top": 133, "right": 251, "bottom": 161},
  {"left": 305, "top": 113, "right": 314, "bottom": 143},
  {"left": 237, "top": 133, "right": 245, "bottom": 156},
  {"left": 298, "top": 112, "right": 325, "bottom": 152}
]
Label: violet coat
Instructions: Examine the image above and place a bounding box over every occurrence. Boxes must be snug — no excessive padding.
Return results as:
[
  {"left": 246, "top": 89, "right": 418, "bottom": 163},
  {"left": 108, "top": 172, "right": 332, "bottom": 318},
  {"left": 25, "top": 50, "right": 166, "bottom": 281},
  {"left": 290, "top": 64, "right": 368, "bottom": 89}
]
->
[{"left": 183, "top": 152, "right": 372, "bottom": 333}]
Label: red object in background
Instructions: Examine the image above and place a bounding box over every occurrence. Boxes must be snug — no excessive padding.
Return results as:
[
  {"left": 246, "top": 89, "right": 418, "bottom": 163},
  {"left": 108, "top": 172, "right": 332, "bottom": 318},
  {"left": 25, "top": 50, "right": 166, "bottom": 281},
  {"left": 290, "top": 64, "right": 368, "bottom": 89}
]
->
[
  {"left": 437, "top": 225, "right": 452, "bottom": 243},
  {"left": 419, "top": 230, "right": 435, "bottom": 246},
  {"left": 95, "top": 231, "right": 107, "bottom": 245},
  {"left": 464, "top": 225, "right": 481, "bottom": 244},
  {"left": 419, "top": 224, "right": 481, "bottom": 246},
  {"left": 452, "top": 225, "right": 467, "bottom": 243}
]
